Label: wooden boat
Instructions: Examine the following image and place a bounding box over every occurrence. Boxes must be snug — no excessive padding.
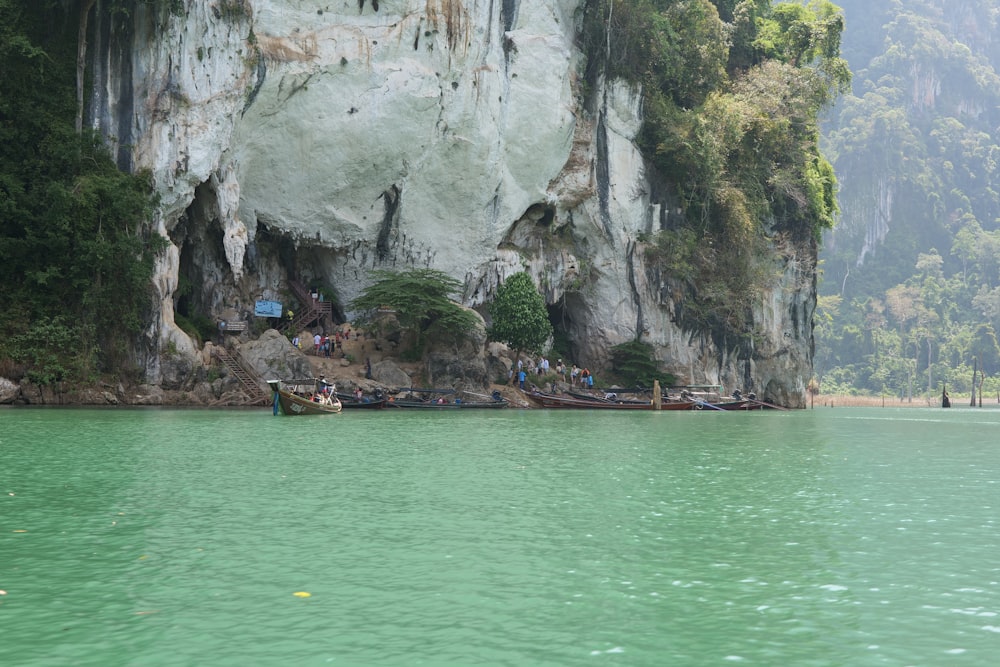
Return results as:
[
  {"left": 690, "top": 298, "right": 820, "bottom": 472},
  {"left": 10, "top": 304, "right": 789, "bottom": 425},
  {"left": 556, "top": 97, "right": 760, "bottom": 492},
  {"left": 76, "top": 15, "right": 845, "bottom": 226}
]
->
[
  {"left": 566, "top": 390, "right": 651, "bottom": 406},
  {"left": 268, "top": 379, "right": 342, "bottom": 415},
  {"left": 385, "top": 388, "right": 509, "bottom": 409},
  {"left": 386, "top": 399, "right": 509, "bottom": 409},
  {"left": 712, "top": 398, "right": 786, "bottom": 411},
  {"left": 709, "top": 399, "right": 753, "bottom": 410},
  {"left": 706, "top": 388, "right": 786, "bottom": 410},
  {"left": 335, "top": 392, "right": 387, "bottom": 409},
  {"left": 530, "top": 391, "right": 688, "bottom": 410}
]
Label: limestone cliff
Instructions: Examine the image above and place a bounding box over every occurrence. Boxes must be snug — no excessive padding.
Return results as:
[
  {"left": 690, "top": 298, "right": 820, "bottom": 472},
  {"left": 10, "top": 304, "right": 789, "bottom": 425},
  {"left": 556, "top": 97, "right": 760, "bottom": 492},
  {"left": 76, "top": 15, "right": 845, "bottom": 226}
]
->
[{"left": 85, "top": 0, "right": 813, "bottom": 407}]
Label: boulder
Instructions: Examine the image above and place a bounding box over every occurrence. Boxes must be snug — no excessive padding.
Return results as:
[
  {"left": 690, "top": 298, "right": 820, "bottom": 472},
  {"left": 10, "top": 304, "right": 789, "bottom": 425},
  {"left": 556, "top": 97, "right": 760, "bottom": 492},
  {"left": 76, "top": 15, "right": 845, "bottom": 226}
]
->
[
  {"left": 239, "top": 329, "right": 313, "bottom": 380},
  {"left": 371, "top": 360, "right": 411, "bottom": 388},
  {"left": 0, "top": 377, "right": 19, "bottom": 404},
  {"left": 133, "top": 385, "right": 165, "bottom": 405},
  {"left": 425, "top": 312, "right": 490, "bottom": 390}
]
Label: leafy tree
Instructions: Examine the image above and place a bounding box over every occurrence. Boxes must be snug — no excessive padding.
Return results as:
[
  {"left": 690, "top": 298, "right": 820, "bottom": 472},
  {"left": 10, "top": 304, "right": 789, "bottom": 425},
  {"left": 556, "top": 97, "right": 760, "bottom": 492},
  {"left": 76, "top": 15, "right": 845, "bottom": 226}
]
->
[
  {"left": 349, "top": 269, "right": 479, "bottom": 358},
  {"left": 487, "top": 272, "right": 553, "bottom": 381}
]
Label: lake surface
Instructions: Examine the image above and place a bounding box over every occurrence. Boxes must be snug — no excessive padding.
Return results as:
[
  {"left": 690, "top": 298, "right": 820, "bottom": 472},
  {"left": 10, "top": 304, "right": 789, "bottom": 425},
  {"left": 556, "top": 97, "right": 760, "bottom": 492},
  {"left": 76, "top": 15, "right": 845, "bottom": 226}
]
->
[{"left": 2, "top": 406, "right": 999, "bottom": 666}]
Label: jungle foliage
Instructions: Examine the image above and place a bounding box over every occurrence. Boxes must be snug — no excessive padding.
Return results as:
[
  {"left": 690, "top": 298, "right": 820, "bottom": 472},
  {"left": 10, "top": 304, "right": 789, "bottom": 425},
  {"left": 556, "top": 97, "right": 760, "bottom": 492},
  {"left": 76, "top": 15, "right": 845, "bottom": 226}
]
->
[
  {"left": 0, "top": 0, "right": 163, "bottom": 385},
  {"left": 816, "top": 0, "right": 1000, "bottom": 399},
  {"left": 582, "top": 0, "right": 849, "bottom": 341}
]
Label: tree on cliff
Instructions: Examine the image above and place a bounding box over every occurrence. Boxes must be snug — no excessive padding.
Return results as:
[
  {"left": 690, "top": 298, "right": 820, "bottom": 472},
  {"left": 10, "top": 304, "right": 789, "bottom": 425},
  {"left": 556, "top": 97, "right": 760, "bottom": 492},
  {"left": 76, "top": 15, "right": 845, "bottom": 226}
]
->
[
  {"left": 349, "top": 269, "right": 479, "bottom": 360},
  {"left": 487, "top": 272, "right": 553, "bottom": 383}
]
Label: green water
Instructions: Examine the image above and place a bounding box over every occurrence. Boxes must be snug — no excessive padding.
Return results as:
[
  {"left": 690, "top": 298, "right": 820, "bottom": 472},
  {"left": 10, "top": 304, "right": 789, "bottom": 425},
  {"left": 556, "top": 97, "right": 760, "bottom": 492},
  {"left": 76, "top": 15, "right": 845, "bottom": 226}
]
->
[{"left": 2, "top": 407, "right": 999, "bottom": 666}]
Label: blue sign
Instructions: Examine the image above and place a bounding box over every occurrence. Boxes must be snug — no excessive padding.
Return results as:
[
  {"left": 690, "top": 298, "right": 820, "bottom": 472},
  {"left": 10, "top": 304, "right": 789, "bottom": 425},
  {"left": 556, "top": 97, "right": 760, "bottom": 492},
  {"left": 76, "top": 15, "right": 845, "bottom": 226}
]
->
[{"left": 254, "top": 300, "right": 284, "bottom": 318}]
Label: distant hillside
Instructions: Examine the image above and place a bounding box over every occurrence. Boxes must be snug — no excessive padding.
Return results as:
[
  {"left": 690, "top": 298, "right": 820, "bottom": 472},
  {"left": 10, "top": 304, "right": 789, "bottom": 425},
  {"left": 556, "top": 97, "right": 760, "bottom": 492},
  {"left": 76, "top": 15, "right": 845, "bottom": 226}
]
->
[{"left": 817, "top": 0, "right": 1000, "bottom": 397}]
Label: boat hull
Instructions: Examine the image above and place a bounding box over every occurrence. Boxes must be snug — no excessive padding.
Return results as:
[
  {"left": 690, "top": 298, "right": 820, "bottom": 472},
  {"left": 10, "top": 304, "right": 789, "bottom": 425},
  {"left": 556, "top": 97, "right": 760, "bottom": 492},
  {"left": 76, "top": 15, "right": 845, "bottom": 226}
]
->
[
  {"left": 335, "top": 394, "right": 387, "bottom": 409},
  {"left": 530, "top": 392, "right": 689, "bottom": 410},
  {"left": 386, "top": 399, "right": 509, "bottom": 409},
  {"left": 712, "top": 399, "right": 784, "bottom": 411},
  {"left": 269, "top": 380, "right": 342, "bottom": 415},
  {"left": 338, "top": 399, "right": 387, "bottom": 409}
]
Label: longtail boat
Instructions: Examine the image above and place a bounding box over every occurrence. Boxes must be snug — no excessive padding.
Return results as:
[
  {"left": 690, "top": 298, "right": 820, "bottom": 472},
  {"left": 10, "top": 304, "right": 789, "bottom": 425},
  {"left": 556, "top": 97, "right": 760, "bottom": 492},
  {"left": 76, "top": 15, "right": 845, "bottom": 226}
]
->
[
  {"left": 335, "top": 392, "right": 387, "bottom": 409},
  {"left": 530, "top": 391, "right": 694, "bottom": 410},
  {"left": 268, "top": 378, "right": 342, "bottom": 415},
  {"left": 385, "top": 388, "right": 509, "bottom": 409},
  {"left": 713, "top": 398, "right": 786, "bottom": 411}
]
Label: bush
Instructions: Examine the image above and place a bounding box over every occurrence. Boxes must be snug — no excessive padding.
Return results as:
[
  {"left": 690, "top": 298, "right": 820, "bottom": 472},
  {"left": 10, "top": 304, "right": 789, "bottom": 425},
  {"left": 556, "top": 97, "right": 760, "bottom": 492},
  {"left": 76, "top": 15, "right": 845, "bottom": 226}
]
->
[{"left": 609, "top": 341, "right": 674, "bottom": 388}]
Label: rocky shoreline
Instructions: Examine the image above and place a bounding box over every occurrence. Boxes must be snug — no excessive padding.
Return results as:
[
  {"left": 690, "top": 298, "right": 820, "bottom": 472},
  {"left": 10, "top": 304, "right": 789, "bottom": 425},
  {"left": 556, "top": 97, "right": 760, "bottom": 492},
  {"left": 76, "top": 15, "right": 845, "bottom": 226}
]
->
[{"left": 0, "top": 328, "right": 533, "bottom": 408}]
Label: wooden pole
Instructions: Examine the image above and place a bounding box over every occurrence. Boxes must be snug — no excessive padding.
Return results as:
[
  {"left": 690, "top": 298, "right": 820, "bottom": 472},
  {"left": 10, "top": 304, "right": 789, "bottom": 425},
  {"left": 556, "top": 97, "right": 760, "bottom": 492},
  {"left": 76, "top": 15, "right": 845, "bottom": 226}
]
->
[{"left": 652, "top": 380, "right": 662, "bottom": 411}]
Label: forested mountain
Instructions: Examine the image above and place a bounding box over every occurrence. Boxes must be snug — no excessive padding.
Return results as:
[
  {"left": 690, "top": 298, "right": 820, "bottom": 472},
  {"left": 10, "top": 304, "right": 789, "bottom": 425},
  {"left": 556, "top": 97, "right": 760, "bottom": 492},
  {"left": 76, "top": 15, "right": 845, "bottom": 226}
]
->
[{"left": 818, "top": 0, "right": 1000, "bottom": 398}]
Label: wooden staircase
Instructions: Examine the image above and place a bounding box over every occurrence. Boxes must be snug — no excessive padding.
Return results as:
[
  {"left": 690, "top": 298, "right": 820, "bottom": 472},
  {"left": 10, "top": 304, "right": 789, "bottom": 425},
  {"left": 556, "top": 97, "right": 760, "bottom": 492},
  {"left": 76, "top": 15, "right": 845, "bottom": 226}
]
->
[
  {"left": 279, "top": 279, "right": 333, "bottom": 333},
  {"left": 213, "top": 346, "right": 270, "bottom": 406}
]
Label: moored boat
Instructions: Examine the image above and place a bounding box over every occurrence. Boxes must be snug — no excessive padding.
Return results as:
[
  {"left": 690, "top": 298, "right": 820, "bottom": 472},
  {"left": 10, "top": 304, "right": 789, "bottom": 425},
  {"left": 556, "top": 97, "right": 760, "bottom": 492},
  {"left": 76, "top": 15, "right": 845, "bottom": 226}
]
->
[
  {"left": 712, "top": 398, "right": 785, "bottom": 411},
  {"left": 335, "top": 390, "right": 387, "bottom": 409},
  {"left": 529, "top": 391, "right": 682, "bottom": 410},
  {"left": 566, "top": 390, "right": 652, "bottom": 406},
  {"left": 337, "top": 396, "right": 388, "bottom": 409},
  {"left": 386, "top": 388, "right": 509, "bottom": 409},
  {"left": 268, "top": 378, "right": 342, "bottom": 415},
  {"left": 710, "top": 399, "right": 753, "bottom": 410}
]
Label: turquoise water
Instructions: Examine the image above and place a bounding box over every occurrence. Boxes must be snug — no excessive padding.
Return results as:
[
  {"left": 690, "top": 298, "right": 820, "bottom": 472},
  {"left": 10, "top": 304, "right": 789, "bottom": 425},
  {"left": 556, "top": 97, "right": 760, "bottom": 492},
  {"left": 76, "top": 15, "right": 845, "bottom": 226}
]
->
[{"left": 2, "top": 407, "right": 999, "bottom": 666}]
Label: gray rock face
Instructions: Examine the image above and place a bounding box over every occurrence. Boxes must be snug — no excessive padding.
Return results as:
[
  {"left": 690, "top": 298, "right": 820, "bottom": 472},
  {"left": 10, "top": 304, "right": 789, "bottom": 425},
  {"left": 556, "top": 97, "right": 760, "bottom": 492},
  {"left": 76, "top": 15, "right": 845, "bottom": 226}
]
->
[
  {"left": 239, "top": 330, "right": 313, "bottom": 381},
  {"left": 425, "top": 310, "right": 490, "bottom": 389},
  {"left": 370, "top": 360, "right": 411, "bottom": 388},
  {"left": 84, "top": 0, "right": 814, "bottom": 407}
]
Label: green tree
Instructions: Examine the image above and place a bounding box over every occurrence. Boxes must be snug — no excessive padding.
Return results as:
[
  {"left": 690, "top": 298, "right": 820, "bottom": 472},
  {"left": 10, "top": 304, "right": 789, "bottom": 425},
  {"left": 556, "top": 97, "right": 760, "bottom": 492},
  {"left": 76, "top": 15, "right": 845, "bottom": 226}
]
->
[
  {"left": 349, "top": 269, "right": 479, "bottom": 358},
  {"left": 487, "top": 272, "right": 553, "bottom": 382}
]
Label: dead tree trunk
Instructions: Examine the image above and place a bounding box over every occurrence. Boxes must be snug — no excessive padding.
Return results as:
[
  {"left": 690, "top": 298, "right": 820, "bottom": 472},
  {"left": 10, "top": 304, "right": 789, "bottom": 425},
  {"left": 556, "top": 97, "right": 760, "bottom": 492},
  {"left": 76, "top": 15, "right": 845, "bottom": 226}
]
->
[{"left": 970, "top": 357, "right": 978, "bottom": 407}]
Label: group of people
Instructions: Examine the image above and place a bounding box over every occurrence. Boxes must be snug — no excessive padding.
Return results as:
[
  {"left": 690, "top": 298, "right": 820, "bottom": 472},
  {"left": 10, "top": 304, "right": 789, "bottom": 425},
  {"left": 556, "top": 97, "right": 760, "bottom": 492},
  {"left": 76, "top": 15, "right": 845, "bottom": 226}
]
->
[
  {"left": 294, "top": 328, "right": 355, "bottom": 357},
  {"left": 513, "top": 357, "right": 594, "bottom": 389},
  {"left": 554, "top": 359, "right": 593, "bottom": 387}
]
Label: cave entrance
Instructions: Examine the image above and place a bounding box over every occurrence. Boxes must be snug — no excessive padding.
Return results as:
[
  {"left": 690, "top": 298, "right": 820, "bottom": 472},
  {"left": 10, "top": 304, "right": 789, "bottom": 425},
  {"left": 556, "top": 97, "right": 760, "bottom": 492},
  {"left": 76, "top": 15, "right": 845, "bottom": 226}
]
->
[
  {"left": 547, "top": 296, "right": 578, "bottom": 365},
  {"left": 169, "top": 184, "right": 229, "bottom": 342}
]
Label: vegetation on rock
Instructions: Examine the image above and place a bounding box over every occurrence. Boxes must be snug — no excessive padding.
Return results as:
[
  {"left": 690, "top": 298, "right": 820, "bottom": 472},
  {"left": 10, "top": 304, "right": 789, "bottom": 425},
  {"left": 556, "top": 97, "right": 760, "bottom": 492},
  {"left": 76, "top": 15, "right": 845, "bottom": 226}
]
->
[
  {"left": 609, "top": 340, "right": 675, "bottom": 388},
  {"left": 0, "top": 0, "right": 164, "bottom": 386},
  {"left": 583, "top": 0, "right": 849, "bottom": 344},
  {"left": 349, "top": 269, "right": 480, "bottom": 361}
]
